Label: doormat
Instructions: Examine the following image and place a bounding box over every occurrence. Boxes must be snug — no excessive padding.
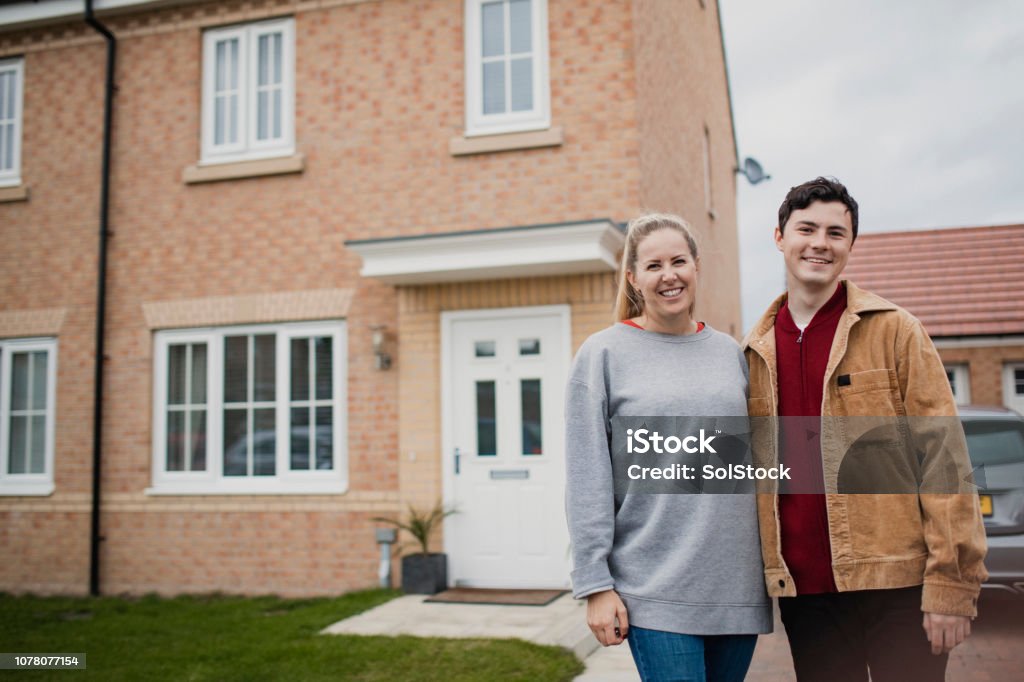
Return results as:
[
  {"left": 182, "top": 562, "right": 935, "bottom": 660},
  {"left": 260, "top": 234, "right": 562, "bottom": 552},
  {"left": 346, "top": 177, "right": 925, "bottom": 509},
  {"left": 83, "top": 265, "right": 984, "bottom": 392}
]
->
[{"left": 424, "top": 587, "right": 568, "bottom": 607}]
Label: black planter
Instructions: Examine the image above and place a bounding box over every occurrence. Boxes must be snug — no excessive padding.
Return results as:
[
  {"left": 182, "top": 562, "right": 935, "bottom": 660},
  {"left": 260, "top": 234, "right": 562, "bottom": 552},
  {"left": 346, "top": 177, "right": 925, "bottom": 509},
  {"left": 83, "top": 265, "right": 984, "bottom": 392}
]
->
[{"left": 401, "top": 553, "right": 448, "bottom": 594}]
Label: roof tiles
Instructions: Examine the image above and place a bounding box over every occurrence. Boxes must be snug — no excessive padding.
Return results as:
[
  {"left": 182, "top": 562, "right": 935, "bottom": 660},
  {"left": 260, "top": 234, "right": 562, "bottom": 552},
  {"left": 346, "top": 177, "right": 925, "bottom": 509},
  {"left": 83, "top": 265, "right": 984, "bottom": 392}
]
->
[{"left": 843, "top": 224, "right": 1024, "bottom": 337}]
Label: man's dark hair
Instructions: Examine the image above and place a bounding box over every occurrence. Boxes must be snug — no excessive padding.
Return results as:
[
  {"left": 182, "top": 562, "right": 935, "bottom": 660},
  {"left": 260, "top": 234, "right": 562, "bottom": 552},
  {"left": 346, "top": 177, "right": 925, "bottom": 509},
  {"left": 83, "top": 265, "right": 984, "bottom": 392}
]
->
[{"left": 777, "top": 176, "right": 859, "bottom": 242}]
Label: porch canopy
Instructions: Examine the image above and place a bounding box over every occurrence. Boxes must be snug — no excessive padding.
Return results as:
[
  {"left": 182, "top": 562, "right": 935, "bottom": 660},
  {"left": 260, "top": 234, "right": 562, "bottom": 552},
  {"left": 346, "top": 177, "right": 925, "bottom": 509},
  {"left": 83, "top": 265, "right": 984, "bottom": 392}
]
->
[{"left": 345, "top": 219, "right": 624, "bottom": 284}]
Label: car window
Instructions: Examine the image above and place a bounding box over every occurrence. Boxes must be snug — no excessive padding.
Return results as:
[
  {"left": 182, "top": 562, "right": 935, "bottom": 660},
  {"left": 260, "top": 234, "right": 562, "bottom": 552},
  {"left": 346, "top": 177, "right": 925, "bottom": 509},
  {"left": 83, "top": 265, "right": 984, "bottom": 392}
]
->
[{"left": 963, "top": 419, "right": 1024, "bottom": 467}]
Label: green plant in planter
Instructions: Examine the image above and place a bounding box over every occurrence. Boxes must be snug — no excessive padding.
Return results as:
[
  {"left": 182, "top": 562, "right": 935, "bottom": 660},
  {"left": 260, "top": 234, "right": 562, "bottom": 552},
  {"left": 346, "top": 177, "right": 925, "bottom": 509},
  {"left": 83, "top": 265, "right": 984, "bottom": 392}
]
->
[{"left": 373, "top": 502, "right": 457, "bottom": 594}]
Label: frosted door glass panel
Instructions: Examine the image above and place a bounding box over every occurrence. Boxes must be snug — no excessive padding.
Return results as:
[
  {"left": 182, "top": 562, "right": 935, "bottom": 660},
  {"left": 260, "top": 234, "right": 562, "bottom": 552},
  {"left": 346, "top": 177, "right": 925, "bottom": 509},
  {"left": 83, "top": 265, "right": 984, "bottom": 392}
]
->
[
  {"left": 477, "top": 380, "right": 497, "bottom": 456},
  {"left": 518, "top": 338, "right": 540, "bottom": 356},
  {"left": 481, "top": 2, "right": 504, "bottom": 57},
  {"left": 482, "top": 62, "right": 505, "bottom": 114},
  {"left": 521, "top": 379, "right": 542, "bottom": 455},
  {"left": 510, "top": 58, "right": 533, "bottom": 111},
  {"left": 509, "top": 0, "right": 532, "bottom": 53},
  {"left": 475, "top": 341, "right": 496, "bottom": 358}
]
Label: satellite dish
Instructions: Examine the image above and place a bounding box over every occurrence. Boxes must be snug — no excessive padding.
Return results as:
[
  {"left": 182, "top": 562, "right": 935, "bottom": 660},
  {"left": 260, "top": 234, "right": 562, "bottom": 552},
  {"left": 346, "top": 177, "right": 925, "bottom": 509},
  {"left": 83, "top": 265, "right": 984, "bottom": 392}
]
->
[{"left": 737, "top": 157, "right": 771, "bottom": 185}]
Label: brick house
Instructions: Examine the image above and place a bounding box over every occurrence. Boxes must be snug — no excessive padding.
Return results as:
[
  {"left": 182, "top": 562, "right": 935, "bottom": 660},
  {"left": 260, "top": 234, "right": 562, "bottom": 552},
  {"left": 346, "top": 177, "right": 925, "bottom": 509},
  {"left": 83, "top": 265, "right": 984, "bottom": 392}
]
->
[
  {"left": 843, "top": 224, "right": 1024, "bottom": 413},
  {"left": 0, "top": 0, "right": 741, "bottom": 596}
]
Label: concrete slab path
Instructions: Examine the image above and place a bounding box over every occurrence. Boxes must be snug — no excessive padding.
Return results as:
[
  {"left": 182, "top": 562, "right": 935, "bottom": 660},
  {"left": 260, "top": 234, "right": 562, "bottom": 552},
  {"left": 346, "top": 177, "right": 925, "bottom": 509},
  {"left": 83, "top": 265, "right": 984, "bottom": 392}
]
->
[{"left": 323, "top": 594, "right": 1024, "bottom": 681}]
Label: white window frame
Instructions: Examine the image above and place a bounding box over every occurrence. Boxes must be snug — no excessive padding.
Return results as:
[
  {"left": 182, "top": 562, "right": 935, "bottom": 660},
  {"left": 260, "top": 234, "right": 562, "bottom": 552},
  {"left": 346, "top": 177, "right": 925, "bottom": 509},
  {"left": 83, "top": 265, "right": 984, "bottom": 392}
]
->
[
  {"left": 1004, "top": 362, "right": 1024, "bottom": 413},
  {"left": 944, "top": 363, "right": 970, "bottom": 406},
  {"left": 0, "top": 338, "right": 57, "bottom": 496},
  {"left": 149, "top": 321, "right": 348, "bottom": 495},
  {"left": 464, "top": 0, "right": 550, "bottom": 137},
  {"left": 0, "top": 57, "right": 24, "bottom": 187},
  {"left": 200, "top": 17, "right": 295, "bottom": 165}
]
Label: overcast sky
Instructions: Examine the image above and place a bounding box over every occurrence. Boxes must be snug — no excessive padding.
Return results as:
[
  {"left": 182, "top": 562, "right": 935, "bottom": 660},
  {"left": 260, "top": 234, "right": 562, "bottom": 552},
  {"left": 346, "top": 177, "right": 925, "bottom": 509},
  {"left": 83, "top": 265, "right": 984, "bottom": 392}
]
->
[{"left": 718, "top": 0, "right": 1024, "bottom": 330}]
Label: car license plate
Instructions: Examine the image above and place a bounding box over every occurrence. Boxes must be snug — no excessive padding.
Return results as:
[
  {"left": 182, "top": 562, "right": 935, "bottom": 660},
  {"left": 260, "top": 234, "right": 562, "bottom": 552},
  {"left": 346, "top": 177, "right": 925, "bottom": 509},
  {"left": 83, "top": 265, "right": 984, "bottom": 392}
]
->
[{"left": 978, "top": 494, "right": 993, "bottom": 517}]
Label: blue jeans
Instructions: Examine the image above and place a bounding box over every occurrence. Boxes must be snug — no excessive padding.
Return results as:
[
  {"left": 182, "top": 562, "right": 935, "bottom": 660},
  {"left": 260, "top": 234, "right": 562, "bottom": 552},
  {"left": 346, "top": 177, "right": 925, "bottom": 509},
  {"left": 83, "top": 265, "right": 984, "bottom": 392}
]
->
[{"left": 627, "top": 625, "right": 758, "bottom": 682}]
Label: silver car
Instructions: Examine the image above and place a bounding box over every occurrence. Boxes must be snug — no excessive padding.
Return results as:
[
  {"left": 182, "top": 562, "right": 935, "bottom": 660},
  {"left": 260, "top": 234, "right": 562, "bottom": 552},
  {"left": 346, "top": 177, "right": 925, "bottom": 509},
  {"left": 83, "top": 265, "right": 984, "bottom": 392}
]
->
[{"left": 961, "top": 406, "right": 1024, "bottom": 599}]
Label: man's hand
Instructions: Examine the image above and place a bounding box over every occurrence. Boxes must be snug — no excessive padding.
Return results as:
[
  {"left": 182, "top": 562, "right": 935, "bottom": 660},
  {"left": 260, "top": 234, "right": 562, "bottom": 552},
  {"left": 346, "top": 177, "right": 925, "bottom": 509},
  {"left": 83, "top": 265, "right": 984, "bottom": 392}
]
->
[
  {"left": 922, "top": 612, "right": 972, "bottom": 655},
  {"left": 586, "top": 589, "right": 629, "bottom": 646}
]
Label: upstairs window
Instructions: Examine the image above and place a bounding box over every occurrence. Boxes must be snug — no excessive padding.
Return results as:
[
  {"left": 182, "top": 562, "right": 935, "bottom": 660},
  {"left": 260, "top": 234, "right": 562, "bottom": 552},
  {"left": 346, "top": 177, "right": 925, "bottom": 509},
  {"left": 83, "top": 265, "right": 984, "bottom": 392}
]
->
[
  {"left": 0, "top": 57, "right": 23, "bottom": 187},
  {"left": 464, "top": 0, "right": 550, "bottom": 137},
  {"left": 201, "top": 18, "right": 295, "bottom": 164}
]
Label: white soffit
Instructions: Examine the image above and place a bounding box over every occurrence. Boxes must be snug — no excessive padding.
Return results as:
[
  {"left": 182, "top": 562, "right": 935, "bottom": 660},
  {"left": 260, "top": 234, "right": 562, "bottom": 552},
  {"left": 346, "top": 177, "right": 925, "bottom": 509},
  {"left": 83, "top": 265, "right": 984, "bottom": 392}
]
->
[
  {"left": 0, "top": 1, "right": 193, "bottom": 30},
  {"left": 347, "top": 219, "right": 624, "bottom": 285}
]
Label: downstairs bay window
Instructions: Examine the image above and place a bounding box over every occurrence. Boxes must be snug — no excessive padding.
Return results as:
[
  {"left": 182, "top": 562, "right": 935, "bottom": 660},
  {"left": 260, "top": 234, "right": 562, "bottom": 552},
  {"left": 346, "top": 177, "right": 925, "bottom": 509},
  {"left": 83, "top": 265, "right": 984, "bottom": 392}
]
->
[{"left": 149, "top": 321, "right": 347, "bottom": 495}]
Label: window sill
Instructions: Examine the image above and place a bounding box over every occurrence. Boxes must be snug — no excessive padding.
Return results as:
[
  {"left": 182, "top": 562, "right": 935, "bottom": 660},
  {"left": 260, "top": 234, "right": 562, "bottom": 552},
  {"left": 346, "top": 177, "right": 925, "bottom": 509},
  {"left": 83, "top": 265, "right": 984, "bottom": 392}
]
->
[
  {"left": 0, "top": 482, "right": 54, "bottom": 496},
  {"left": 145, "top": 481, "right": 349, "bottom": 496},
  {"left": 0, "top": 185, "right": 29, "bottom": 203},
  {"left": 450, "top": 126, "right": 563, "bottom": 156},
  {"left": 183, "top": 153, "right": 305, "bottom": 185}
]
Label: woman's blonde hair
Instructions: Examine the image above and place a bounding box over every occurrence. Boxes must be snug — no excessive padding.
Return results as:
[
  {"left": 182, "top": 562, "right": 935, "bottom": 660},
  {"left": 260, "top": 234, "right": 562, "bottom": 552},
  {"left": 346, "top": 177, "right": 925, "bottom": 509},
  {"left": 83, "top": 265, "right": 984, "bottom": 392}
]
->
[{"left": 614, "top": 213, "right": 700, "bottom": 321}]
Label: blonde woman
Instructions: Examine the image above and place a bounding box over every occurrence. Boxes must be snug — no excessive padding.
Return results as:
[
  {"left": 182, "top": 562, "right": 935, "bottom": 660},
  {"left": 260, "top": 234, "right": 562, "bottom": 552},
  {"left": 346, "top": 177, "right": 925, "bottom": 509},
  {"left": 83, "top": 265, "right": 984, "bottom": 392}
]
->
[{"left": 565, "top": 214, "right": 770, "bottom": 681}]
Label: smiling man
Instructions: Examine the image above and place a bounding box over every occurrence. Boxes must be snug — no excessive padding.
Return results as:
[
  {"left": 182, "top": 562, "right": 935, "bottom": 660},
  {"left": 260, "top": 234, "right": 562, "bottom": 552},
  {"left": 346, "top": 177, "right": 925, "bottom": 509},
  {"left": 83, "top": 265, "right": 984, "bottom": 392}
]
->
[{"left": 743, "top": 177, "right": 988, "bottom": 681}]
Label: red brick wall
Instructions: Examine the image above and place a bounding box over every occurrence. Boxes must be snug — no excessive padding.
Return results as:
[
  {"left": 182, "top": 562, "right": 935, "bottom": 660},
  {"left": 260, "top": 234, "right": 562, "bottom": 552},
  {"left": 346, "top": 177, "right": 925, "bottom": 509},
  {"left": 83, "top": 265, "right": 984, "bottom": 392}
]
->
[
  {"left": 633, "top": 0, "right": 741, "bottom": 335},
  {"left": 0, "top": 0, "right": 738, "bottom": 595}
]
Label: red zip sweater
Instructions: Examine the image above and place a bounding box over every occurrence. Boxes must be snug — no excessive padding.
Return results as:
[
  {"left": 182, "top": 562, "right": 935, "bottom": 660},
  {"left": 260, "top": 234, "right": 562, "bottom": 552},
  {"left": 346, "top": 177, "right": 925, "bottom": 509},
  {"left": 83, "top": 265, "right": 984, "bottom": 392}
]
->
[{"left": 775, "top": 283, "right": 846, "bottom": 594}]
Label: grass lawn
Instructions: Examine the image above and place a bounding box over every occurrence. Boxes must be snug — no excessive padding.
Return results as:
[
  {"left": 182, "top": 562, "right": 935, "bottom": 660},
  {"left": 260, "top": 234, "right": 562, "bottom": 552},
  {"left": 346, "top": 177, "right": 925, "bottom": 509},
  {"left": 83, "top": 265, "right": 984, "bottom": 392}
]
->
[{"left": 0, "top": 589, "right": 584, "bottom": 681}]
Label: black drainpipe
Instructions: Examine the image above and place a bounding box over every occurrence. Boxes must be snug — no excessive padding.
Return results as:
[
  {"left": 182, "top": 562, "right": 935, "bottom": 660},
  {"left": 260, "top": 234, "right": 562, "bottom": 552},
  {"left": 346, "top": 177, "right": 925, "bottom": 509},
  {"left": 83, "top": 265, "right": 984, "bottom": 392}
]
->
[{"left": 84, "top": 0, "right": 115, "bottom": 598}]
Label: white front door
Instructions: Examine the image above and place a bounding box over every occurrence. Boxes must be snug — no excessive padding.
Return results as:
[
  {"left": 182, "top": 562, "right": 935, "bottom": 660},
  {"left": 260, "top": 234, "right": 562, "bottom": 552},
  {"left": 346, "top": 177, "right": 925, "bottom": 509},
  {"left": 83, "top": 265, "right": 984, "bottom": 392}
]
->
[{"left": 443, "top": 306, "right": 571, "bottom": 588}]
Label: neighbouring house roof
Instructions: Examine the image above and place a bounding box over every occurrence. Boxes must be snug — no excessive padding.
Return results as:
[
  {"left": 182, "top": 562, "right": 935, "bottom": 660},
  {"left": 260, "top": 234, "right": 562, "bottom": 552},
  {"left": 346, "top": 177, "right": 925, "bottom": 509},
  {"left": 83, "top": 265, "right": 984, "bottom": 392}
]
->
[{"left": 843, "top": 223, "right": 1024, "bottom": 337}]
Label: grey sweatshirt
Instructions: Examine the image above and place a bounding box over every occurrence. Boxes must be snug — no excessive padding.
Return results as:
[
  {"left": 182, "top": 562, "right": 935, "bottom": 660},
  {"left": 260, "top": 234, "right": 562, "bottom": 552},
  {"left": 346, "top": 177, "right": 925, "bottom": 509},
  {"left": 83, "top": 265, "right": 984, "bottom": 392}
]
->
[{"left": 565, "top": 323, "right": 772, "bottom": 635}]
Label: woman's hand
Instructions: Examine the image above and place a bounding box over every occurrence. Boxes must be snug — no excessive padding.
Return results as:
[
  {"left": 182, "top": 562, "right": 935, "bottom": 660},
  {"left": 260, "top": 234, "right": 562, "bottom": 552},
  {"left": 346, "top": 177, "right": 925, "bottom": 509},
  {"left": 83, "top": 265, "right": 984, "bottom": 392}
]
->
[{"left": 587, "top": 589, "right": 629, "bottom": 646}]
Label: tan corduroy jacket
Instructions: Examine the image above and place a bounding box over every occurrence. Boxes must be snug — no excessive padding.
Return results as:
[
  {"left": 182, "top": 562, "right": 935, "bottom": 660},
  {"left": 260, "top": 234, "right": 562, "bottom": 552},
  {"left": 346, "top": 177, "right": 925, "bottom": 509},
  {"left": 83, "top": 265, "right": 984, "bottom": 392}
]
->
[{"left": 742, "top": 280, "right": 988, "bottom": 616}]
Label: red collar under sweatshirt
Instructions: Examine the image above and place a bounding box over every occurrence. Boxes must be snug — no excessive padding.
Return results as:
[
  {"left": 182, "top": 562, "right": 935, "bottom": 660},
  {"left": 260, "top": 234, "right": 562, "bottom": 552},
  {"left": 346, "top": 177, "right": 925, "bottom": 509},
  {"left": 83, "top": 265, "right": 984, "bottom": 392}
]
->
[{"left": 774, "top": 282, "right": 847, "bottom": 594}]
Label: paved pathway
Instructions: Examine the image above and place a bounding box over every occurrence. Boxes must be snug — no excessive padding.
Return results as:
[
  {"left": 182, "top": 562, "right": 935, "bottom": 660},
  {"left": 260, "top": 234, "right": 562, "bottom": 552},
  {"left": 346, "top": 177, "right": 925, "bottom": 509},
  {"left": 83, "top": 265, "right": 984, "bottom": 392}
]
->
[
  {"left": 576, "top": 596, "right": 1024, "bottom": 681},
  {"left": 322, "top": 593, "right": 1023, "bottom": 681}
]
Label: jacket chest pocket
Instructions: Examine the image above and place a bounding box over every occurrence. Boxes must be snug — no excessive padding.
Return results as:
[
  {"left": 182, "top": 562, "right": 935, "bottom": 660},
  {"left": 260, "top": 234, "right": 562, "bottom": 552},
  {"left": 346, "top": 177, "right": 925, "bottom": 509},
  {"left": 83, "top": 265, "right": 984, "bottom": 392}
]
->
[{"left": 834, "top": 368, "right": 904, "bottom": 417}]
